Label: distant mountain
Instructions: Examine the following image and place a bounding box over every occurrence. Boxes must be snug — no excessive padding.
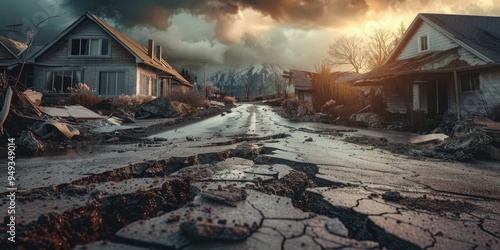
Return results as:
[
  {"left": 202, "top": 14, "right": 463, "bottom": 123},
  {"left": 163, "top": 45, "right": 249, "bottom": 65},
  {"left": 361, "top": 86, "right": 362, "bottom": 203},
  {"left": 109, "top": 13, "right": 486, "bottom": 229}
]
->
[{"left": 210, "top": 63, "right": 287, "bottom": 97}]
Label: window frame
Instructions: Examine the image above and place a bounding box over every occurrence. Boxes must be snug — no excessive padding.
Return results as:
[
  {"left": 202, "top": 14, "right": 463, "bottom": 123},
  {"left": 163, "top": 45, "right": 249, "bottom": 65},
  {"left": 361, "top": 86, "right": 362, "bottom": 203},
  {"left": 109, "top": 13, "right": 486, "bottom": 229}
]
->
[
  {"left": 69, "top": 37, "right": 111, "bottom": 57},
  {"left": 97, "top": 70, "right": 128, "bottom": 96},
  {"left": 418, "top": 34, "right": 429, "bottom": 53},
  {"left": 45, "top": 69, "right": 81, "bottom": 93}
]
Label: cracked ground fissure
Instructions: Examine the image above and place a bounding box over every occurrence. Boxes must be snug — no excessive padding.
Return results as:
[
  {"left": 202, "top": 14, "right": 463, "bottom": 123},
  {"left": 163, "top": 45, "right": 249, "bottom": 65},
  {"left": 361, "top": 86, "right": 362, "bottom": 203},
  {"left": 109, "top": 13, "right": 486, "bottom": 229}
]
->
[{"left": 0, "top": 147, "right": 422, "bottom": 250}]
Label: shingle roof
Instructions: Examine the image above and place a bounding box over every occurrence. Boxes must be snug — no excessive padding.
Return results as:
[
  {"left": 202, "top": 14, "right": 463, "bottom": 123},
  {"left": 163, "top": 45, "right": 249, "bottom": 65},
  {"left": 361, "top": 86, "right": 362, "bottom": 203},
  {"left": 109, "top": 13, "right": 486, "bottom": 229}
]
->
[
  {"left": 290, "top": 70, "right": 312, "bottom": 90},
  {"left": 421, "top": 13, "right": 500, "bottom": 63},
  {"left": 86, "top": 13, "right": 190, "bottom": 87},
  {"left": 351, "top": 48, "right": 494, "bottom": 85}
]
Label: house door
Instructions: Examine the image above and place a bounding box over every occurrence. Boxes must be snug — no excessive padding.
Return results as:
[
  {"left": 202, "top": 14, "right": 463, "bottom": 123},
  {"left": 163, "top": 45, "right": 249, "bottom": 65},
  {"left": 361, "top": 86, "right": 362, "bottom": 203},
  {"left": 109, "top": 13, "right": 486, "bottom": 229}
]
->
[
  {"left": 437, "top": 79, "right": 448, "bottom": 115},
  {"left": 427, "top": 79, "right": 448, "bottom": 115}
]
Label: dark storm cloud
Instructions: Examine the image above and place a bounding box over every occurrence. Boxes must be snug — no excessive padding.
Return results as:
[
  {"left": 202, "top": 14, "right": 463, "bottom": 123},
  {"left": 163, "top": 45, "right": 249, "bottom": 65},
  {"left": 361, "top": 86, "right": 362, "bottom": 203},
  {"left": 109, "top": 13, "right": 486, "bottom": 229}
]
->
[{"left": 61, "top": 0, "right": 374, "bottom": 30}]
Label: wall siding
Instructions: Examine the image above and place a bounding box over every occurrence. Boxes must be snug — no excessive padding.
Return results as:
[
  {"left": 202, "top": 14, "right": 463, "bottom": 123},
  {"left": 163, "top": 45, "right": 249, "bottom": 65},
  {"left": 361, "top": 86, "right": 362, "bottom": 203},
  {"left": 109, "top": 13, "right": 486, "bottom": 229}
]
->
[
  {"left": 36, "top": 19, "right": 136, "bottom": 66},
  {"left": 397, "top": 22, "right": 458, "bottom": 61},
  {"left": 447, "top": 68, "right": 500, "bottom": 115}
]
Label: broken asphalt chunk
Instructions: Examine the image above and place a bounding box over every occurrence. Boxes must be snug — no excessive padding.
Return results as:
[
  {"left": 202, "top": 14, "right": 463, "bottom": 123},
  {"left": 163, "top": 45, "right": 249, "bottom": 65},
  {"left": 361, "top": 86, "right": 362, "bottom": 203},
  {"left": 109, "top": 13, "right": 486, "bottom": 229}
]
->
[
  {"left": 180, "top": 221, "right": 252, "bottom": 242},
  {"left": 200, "top": 188, "right": 248, "bottom": 207},
  {"left": 382, "top": 191, "right": 404, "bottom": 202}
]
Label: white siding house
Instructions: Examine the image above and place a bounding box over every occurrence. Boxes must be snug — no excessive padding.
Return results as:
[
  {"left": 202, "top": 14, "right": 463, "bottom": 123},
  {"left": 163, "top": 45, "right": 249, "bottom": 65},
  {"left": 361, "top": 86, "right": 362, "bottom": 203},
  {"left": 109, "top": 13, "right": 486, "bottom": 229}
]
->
[{"left": 352, "top": 13, "right": 500, "bottom": 117}]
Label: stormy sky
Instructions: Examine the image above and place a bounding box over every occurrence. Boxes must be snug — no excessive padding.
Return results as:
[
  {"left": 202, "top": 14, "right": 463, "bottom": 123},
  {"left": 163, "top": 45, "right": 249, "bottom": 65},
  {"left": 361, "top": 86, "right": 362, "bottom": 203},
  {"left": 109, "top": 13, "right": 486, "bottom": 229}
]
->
[{"left": 1, "top": 0, "right": 500, "bottom": 77}]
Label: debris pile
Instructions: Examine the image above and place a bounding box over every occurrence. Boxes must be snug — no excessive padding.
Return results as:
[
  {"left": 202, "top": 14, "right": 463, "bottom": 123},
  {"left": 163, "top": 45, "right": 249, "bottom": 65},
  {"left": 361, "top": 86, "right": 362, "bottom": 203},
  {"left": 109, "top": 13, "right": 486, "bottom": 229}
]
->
[{"left": 410, "top": 116, "right": 500, "bottom": 160}]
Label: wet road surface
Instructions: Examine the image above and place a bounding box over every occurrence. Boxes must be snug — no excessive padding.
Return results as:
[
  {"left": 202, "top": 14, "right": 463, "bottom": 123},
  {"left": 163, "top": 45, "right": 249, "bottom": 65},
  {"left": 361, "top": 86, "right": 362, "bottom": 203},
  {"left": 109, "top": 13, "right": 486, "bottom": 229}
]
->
[{"left": 1, "top": 103, "right": 499, "bottom": 249}]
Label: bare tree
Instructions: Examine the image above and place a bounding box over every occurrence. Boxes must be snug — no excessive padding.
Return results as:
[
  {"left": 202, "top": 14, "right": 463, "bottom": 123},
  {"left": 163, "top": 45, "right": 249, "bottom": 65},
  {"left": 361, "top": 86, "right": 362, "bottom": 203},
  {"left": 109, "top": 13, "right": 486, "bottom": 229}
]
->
[
  {"left": 327, "top": 35, "right": 366, "bottom": 73},
  {"left": 365, "top": 28, "right": 396, "bottom": 71},
  {"left": 274, "top": 72, "right": 288, "bottom": 98},
  {"left": 393, "top": 21, "right": 407, "bottom": 46},
  {"left": 241, "top": 72, "right": 257, "bottom": 101},
  {"left": 365, "top": 23, "right": 407, "bottom": 71}
]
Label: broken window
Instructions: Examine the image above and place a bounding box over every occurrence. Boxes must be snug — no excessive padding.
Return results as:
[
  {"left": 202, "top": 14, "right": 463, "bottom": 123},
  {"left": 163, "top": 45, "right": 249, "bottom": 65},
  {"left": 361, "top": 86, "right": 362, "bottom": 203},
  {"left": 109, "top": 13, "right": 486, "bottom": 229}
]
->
[
  {"left": 460, "top": 73, "right": 480, "bottom": 91},
  {"left": 99, "top": 72, "right": 126, "bottom": 96},
  {"left": 418, "top": 34, "right": 429, "bottom": 52},
  {"left": 45, "top": 71, "right": 81, "bottom": 92},
  {"left": 70, "top": 38, "right": 110, "bottom": 56}
]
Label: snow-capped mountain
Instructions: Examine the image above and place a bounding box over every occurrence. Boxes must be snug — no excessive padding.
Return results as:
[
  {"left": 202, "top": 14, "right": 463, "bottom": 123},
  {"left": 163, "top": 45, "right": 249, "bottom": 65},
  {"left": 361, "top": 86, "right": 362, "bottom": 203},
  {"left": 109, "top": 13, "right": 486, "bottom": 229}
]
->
[{"left": 210, "top": 63, "right": 287, "bottom": 97}]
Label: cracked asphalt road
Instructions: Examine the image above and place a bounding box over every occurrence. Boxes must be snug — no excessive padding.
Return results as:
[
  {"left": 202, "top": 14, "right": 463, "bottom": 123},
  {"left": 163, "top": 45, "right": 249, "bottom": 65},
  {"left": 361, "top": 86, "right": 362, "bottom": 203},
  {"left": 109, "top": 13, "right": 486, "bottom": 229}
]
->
[{"left": 1, "top": 103, "right": 499, "bottom": 249}]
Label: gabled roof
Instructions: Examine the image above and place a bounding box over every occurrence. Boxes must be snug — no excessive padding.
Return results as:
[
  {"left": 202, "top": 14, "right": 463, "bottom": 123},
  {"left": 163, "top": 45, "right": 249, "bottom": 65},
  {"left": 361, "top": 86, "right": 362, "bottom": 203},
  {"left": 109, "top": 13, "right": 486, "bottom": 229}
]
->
[
  {"left": 32, "top": 12, "right": 191, "bottom": 87},
  {"left": 0, "top": 35, "right": 27, "bottom": 58},
  {"left": 289, "top": 69, "right": 312, "bottom": 90},
  {"left": 387, "top": 13, "right": 500, "bottom": 64}
]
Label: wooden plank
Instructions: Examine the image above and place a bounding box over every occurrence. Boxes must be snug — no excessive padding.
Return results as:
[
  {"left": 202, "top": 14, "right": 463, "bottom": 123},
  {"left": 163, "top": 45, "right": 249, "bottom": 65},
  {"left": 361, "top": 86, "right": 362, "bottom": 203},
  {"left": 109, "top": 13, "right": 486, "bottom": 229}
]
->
[{"left": 41, "top": 105, "right": 105, "bottom": 120}]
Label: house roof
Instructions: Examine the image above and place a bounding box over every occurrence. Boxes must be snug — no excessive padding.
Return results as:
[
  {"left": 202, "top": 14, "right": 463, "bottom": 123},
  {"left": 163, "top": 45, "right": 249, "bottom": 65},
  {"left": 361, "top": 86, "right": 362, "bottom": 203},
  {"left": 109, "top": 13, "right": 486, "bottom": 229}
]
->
[
  {"left": 0, "top": 35, "right": 27, "bottom": 58},
  {"left": 387, "top": 13, "right": 500, "bottom": 64},
  {"left": 353, "top": 48, "right": 458, "bottom": 85},
  {"left": 32, "top": 12, "right": 191, "bottom": 87},
  {"left": 421, "top": 13, "right": 500, "bottom": 63}
]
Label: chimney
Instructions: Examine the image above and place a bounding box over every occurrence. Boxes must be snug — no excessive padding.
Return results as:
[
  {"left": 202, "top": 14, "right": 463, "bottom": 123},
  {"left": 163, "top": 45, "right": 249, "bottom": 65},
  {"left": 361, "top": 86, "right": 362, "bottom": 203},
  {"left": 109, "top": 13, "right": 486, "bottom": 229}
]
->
[
  {"left": 156, "top": 45, "right": 162, "bottom": 60},
  {"left": 148, "top": 39, "right": 154, "bottom": 58}
]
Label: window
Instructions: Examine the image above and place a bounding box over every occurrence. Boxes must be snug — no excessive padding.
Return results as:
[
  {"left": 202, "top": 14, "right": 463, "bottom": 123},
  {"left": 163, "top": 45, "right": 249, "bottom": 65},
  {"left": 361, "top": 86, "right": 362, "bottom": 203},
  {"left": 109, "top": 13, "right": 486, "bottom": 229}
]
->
[
  {"left": 388, "top": 82, "right": 407, "bottom": 96},
  {"left": 70, "top": 38, "right": 109, "bottom": 56},
  {"left": 460, "top": 73, "right": 480, "bottom": 91},
  {"left": 99, "top": 72, "right": 126, "bottom": 95},
  {"left": 45, "top": 71, "right": 81, "bottom": 92},
  {"left": 418, "top": 34, "right": 429, "bottom": 52},
  {"left": 139, "top": 74, "right": 157, "bottom": 96}
]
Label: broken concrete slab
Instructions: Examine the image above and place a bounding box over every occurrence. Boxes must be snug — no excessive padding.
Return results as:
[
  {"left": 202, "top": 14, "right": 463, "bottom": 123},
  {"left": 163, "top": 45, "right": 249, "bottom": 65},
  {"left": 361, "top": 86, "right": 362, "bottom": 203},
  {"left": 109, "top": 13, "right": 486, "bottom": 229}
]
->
[
  {"left": 40, "top": 105, "right": 106, "bottom": 120},
  {"left": 180, "top": 221, "right": 252, "bottom": 241},
  {"left": 261, "top": 219, "right": 305, "bottom": 238},
  {"left": 325, "top": 217, "right": 349, "bottom": 237},
  {"left": 115, "top": 190, "right": 264, "bottom": 249},
  {"left": 183, "top": 227, "right": 284, "bottom": 250},
  {"left": 200, "top": 188, "right": 248, "bottom": 207}
]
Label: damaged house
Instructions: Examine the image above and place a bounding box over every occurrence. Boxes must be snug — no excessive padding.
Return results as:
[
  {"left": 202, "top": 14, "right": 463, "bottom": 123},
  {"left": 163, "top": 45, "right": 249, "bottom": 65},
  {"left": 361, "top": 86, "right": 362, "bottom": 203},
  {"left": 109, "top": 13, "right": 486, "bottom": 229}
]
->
[
  {"left": 287, "top": 69, "right": 313, "bottom": 105},
  {"left": 353, "top": 13, "right": 500, "bottom": 117},
  {"left": 29, "top": 12, "right": 191, "bottom": 96}
]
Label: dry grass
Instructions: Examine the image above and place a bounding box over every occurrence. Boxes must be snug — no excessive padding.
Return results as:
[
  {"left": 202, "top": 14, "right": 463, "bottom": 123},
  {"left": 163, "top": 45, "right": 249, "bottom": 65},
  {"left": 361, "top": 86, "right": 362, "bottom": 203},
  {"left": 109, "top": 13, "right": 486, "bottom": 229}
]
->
[
  {"left": 69, "top": 93, "right": 103, "bottom": 109},
  {"left": 223, "top": 96, "right": 237, "bottom": 104},
  {"left": 311, "top": 63, "right": 364, "bottom": 115},
  {"left": 167, "top": 89, "right": 208, "bottom": 108},
  {"left": 110, "top": 95, "right": 155, "bottom": 112}
]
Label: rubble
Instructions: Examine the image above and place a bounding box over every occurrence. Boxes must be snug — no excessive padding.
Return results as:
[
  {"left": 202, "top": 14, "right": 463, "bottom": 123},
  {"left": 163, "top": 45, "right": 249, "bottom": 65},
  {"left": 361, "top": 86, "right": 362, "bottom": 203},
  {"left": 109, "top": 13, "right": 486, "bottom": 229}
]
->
[
  {"left": 18, "top": 130, "right": 45, "bottom": 155},
  {"left": 91, "top": 99, "right": 134, "bottom": 123},
  {"left": 138, "top": 97, "right": 179, "bottom": 118},
  {"left": 34, "top": 120, "right": 80, "bottom": 140},
  {"left": 409, "top": 133, "right": 449, "bottom": 145},
  {"left": 350, "top": 112, "right": 384, "bottom": 128}
]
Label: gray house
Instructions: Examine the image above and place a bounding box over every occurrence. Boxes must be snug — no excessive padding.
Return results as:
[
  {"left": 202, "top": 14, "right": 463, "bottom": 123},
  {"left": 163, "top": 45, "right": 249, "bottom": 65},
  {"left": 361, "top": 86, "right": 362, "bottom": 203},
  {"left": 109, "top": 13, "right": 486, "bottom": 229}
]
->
[
  {"left": 353, "top": 13, "right": 500, "bottom": 117},
  {"left": 30, "top": 12, "right": 191, "bottom": 96},
  {"left": 288, "top": 69, "right": 313, "bottom": 105}
]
